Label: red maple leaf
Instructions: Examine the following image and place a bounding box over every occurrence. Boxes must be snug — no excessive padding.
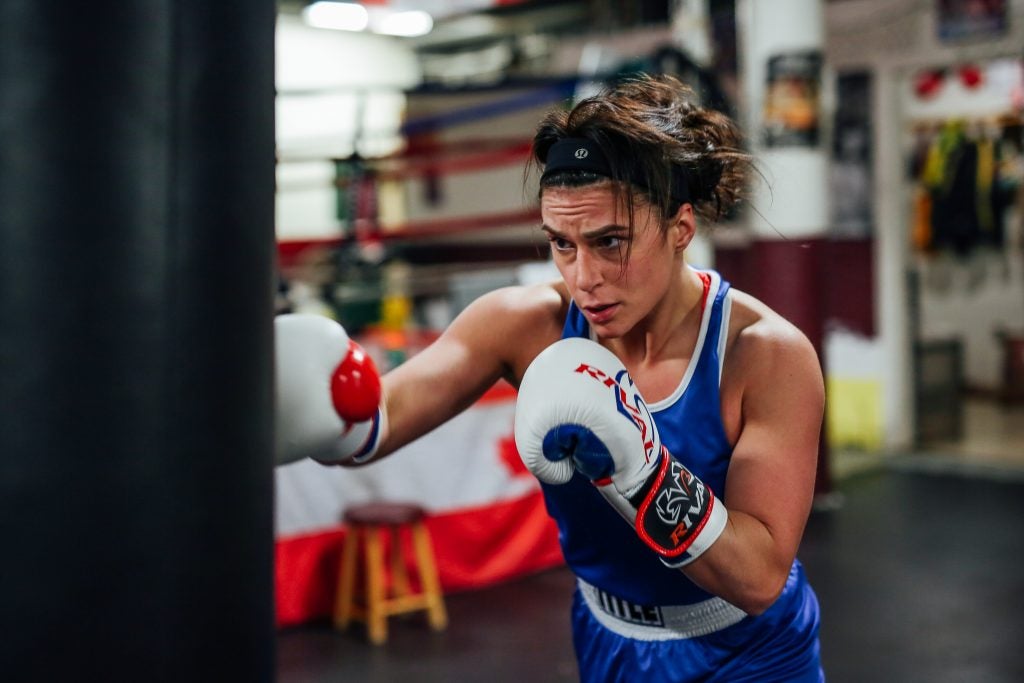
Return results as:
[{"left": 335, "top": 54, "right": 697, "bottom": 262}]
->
[{"left": 498, "top": 432, "right": 530, "bottom": 477}]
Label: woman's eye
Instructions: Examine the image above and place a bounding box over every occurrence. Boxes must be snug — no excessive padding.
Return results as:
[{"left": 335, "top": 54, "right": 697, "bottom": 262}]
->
[
  {"left": 548, "top": 236, "right": 573, "bottom": 251},
  {"left": 596, "top": 236, "right": 623, "bottom": 250}
]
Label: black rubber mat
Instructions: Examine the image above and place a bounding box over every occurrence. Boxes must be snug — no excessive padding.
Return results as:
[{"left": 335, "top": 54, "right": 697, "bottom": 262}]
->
[{"left": 277, "top": 466, "right": 1024, "bottom": 682}]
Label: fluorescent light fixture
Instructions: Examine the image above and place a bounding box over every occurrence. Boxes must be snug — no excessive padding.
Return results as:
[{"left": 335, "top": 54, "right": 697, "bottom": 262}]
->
[
  {"left": 302, "top": 1, "right": 369, "bottom": 32},
  {"left": 372, "top": 10, "right": 434, "bottom": 37}
]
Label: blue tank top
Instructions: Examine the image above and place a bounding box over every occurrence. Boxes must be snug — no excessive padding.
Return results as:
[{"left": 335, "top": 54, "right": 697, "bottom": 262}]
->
[{"left": 541, "top": 269, "right": 734, "bottom": 606}]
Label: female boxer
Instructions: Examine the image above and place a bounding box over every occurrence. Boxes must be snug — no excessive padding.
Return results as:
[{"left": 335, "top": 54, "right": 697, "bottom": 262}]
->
[{"left": 278, "top": 74, "right": 825, "bottom": 682}]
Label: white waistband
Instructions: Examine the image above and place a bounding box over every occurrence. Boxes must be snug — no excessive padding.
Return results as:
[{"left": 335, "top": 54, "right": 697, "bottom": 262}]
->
[{"left": 578, "top": 579, "right": 747, "bottom": 641}]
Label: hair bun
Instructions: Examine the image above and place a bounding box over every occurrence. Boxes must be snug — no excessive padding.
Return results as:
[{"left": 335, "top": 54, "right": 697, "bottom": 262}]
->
[{"left": 689, "top": 147, "right": 723, "bottom": 203}]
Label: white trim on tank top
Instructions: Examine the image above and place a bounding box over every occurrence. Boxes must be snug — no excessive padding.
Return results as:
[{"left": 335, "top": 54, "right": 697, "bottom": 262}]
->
[
  {"left": 717, "top": 292, "right": 732, "bottom": 385},
  {"left": 583, "top": 268, "right": 730, "bottom": 412}
]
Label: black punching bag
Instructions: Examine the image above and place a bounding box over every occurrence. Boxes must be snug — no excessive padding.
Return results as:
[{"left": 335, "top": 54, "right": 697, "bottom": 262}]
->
[{"left": 0, "top": 2, "right": 277, "bottom": 681}]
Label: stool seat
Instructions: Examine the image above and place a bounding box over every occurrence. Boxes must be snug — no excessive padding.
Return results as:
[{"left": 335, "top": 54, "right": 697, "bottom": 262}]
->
[
  {"left": 344, "top": 502, "right": 424, "bottom": 527},
  {"left": 334, "top": 502, "right": 447, "bottom": 644}
]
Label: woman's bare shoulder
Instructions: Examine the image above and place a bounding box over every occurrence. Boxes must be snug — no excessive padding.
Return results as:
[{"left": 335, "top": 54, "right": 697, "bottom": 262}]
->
[
  {"left": 449, "top": 279, "right": 568, "bottom": 381},
  {"left": 461, "top": 279, "right": 567, "bottom": 326},
  {"left": 724, "top": 289, "right": 821, "bottom": 381},
  {"left": 717, "top": 288, "right": 824, "bottom": 443}
]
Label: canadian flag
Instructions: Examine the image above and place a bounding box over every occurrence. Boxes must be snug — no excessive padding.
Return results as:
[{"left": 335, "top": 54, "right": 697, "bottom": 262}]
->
[{"left": 274, "top": 382, "right": 563, "bottom": 627}]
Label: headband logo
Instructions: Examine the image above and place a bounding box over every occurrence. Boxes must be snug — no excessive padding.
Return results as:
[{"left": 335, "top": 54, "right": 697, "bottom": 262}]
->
[{"left": 574, "top": 148, "right": 589, "bottom": 159}]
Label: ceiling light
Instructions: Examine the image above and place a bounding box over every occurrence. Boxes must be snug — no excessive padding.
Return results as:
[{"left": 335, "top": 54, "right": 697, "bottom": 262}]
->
[
  {"left": 372, "top": 10, "right": 434, "bottom": 38},
  {"left": 302, "top": 1, "right": 369, "bottom": 32}
]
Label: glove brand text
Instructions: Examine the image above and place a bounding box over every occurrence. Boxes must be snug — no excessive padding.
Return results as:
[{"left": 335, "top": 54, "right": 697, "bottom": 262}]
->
[{"left": 574, "top": 362, "right": 658, "bottom": 464}]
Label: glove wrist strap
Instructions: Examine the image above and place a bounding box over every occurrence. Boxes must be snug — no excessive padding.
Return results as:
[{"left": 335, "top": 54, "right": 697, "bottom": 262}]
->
[
  {"left": 631, "top": 449, "right": 727, "bottom": 565},
  {"left": 315, "top": 404, "right": 387, "bottom": 465}
]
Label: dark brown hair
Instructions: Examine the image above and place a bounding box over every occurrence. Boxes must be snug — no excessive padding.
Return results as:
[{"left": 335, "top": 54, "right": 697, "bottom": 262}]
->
[{"left": 530, "top": 73, "right": 751, "bottom": 229}]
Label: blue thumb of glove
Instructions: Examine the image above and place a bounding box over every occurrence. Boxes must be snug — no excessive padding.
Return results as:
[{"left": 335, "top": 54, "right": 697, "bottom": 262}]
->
[{"left": 541, "top": 424, "right": 615, "bottom": 482}]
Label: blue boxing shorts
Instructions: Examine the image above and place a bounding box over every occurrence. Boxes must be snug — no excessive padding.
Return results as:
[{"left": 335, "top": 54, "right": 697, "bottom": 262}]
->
[{"left": 570, "top": 564, "right": 824, "bottom": 682}]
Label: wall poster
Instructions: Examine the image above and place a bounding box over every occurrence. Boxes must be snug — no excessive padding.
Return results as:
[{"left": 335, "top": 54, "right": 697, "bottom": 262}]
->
[{"left": 763, "top": 50, "right": 823, "bottom": 148}]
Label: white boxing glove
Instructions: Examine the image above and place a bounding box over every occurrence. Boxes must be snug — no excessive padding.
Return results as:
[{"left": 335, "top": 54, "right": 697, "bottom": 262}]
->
[
  {"left": 274, "top": 314, "right": 385, "bottom": 466},
  {"left": 514, "top": 337, "right": 727, "bottom": 567}
]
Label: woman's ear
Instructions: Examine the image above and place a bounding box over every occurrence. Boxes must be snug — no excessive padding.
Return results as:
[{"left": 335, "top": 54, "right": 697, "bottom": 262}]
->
[{"left": 670, "top": 203, "right": 697, "bottom": 253}]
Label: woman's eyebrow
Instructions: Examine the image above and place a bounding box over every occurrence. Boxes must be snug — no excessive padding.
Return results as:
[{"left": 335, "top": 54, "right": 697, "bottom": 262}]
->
[
  {"left": 540, "top": 224, "right": 627, "bottom": 239},
  {"left": 581, "top": 224, "right": 628, "bottom": 239}
]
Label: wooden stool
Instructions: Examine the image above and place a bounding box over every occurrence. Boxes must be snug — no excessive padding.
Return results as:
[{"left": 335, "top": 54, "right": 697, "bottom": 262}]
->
[{"left": 333, "top": 502, "right": 448, "bottom": 644}]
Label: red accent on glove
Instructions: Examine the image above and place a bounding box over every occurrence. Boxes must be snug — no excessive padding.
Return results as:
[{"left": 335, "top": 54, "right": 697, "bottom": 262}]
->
[{"left": 330, "top": 340, "right": 381, "bottom": 423}]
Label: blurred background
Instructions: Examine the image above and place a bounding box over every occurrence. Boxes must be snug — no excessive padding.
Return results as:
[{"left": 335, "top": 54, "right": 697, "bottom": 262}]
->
[
  {"left": 273, "top": 0, "right": 1024, "bottom": 474},
  {"left": 269, "top": 1, "right": 1024, "bottom": 677},
  {"left": 1, "top": 1, "right": 1022, "bottom": 681}
]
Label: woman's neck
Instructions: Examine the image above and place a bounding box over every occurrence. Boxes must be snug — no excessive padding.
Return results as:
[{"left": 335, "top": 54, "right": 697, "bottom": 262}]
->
[{"left": 605, "top": 263, "right": 706, "bottom": 366}]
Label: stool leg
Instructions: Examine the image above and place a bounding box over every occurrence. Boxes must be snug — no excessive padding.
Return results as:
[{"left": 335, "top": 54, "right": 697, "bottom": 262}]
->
[
  {"left": 411, "top": 521, "right": 448, "bottom": 631},
  {"left": 365, "top": 527, "right": 388, "bottom": 645},
  {"left": 390, "top": 527, "right": 412, "bottom": 599},
  {"left": 333, "top": 528, "right": 359, "bottom": 630}
]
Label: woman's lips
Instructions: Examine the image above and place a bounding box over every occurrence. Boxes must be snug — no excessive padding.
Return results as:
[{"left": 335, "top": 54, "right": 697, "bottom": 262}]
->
[{"left": 583, "top": 303, "right": 619, "bottom": 324}]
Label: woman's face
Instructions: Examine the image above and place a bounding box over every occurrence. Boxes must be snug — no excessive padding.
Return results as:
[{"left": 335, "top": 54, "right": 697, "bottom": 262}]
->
[{"left": 541, "top": 184, "right": 688, "bottom": 339}]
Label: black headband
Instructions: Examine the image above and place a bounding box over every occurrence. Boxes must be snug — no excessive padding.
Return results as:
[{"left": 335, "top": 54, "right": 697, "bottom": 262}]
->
[{"left": 541, "top": 137, "right": 691, "bottom": 205}]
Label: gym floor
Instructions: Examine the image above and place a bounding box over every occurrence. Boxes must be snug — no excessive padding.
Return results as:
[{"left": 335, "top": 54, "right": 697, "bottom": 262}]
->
[{"left": 277, "top": 434, "right": 1024, "bottom": 682}]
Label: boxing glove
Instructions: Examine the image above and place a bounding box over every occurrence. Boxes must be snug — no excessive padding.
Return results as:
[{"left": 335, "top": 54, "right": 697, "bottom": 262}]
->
[
  {"left": 274, "top": 314, "right": 385, "bottom": 466},
  {"left": 514, "top": 338, "right": 727, "bottom": 567}
]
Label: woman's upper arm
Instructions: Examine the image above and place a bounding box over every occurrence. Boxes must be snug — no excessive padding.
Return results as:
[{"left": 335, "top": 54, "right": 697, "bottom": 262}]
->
[
  {"left": 725, "top": 326, "right": 825, "bottom": 561},
  {"left": 376, "top": 284, "right": 562, "bottom": 457},
  {"left": 685, "top": 319, "right": 824, "bottom": 612}
]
